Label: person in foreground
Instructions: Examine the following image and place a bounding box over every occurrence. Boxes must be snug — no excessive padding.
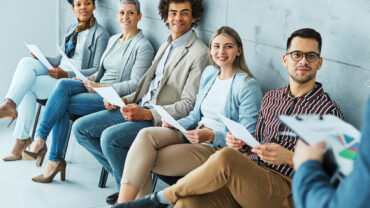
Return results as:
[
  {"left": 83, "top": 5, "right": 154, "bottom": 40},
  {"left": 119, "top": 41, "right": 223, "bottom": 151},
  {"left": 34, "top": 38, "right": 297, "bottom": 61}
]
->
[
  {"left": 113, "top": 28, "right": 344, "bottom": 208},
  {"left": 292, "top": 98, "right": 370, "bottom": 208},
  {"left": 21, "top": 0, "right": 154, "bottom": 183},
  {"left": 115, "top": 26, "right": 262, "bottom": 204},
  {"left": 72, "top": 0, "right": 209, "bottom": 199},
  {"left": 1, "top": 0, "right": 109, "bottom": 161}
]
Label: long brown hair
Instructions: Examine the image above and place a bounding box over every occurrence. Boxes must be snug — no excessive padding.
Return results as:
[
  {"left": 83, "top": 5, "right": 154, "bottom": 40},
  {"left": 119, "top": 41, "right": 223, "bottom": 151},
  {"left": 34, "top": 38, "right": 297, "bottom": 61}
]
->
[{"left": 209, "top": 26, "right": 254, "bottom": 78}]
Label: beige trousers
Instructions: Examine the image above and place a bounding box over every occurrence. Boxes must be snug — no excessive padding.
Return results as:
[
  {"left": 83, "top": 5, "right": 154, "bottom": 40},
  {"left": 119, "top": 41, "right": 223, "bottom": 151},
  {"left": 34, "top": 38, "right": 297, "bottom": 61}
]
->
[
  {"left": 164, "top": 148, "right": 294, "bottom": 208},
  {"left": 122, "top": 127, "right": 216, "bottom": 198}
]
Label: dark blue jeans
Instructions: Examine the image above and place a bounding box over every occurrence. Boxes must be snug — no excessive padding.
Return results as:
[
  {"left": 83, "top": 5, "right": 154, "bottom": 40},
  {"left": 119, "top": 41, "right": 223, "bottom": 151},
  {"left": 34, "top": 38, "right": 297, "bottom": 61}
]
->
[
  {"left": 36, "top": 79, "right": 105, "bottom": 162},
  {"left": 72, "top": 109, "right": 154, "bottom": 190}
]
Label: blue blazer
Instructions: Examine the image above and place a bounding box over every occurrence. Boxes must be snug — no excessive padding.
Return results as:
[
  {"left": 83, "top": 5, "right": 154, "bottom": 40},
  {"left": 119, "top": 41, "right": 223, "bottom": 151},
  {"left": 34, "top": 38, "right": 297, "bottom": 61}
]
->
[
  {"left": 178, "top": 65, "right": 263, "bottom": 148},
  {"left": 95, "top": 31, "right": 154, "bottom": 96},
  {"left": 47, "top": 20, "right": 109, "bottom": 78}
]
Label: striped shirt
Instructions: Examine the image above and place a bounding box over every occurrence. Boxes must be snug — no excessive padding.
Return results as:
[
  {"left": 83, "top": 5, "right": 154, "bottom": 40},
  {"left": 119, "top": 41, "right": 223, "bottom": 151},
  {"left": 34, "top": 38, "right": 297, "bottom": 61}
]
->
[{"left": 249, "top": 82, "right": 343, "bottom": 177}]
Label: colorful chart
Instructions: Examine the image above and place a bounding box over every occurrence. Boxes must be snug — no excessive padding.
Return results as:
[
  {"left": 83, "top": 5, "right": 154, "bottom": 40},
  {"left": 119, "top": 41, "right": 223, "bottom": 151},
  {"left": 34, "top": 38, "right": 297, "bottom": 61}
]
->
[
  {"left": 332, "top": 134, "right": 356, "bottom": 146},
  {"left": 339, "top": 143, "right": 359, "bottom": 161}
]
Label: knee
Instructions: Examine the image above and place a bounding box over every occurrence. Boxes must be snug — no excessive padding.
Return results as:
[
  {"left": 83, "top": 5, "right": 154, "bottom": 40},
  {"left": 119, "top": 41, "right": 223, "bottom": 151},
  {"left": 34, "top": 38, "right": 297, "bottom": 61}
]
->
[
  {"left": 100, "top": 128, "right": 116, "bottom": 153},
  {"left": 56, "top": 79, "right": 70, "bottom": 89},
  {"left": 135, "top": 128, "right": 155, "bottom": 147},
  {"left": 17, "top": 57, "right": 37, "bottom": 71},
  {"left": 211, "top": 148, "right": 240, "bottom": 167}
]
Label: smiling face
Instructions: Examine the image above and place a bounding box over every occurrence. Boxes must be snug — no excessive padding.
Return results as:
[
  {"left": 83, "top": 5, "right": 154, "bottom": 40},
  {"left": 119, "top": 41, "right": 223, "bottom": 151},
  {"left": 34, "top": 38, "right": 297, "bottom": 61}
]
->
[
  {"left": 283, "top": 37, "right": 323, "bottom": 85},
  {"left": 72, "top": 0, "right": 96, "bottom": 21},
  {"left": 116, "top": 3, "right": 141, "bottom": 31},
  {"left": 210, "top": 34, "right": 241, "bottom": 71},
  {"left": 166, "top": 1, "right": 196, "bottom": 40}
]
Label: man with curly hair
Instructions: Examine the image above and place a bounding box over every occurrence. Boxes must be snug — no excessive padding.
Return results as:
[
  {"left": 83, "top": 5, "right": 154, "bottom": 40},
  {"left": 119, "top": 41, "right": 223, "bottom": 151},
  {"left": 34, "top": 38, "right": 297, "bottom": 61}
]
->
[{"left": 72, "top": 0, "right": 209, "bottom": 205}]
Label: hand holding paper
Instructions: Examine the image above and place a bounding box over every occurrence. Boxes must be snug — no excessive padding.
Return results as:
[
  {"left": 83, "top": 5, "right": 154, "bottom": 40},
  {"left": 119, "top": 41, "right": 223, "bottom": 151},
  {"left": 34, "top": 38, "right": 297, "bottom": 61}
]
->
[
  {"left": 152, "top": 104, "right": 186, "bottom": 134},
  {"left": 93, "top": 87, "right": 126, "bottom": 107},
  {"left": 56, "top": 46, "right": 88, "bottom": 81},
  {"left": 218, "top": 114, "right": 260, "bottom": 148},
  {"left": 24, "top": 43, "right": 53, "bottom": 69}
]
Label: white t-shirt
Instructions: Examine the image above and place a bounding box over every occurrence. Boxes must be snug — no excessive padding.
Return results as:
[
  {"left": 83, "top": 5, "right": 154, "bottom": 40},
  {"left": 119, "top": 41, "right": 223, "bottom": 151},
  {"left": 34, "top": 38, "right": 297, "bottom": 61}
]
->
[
  {"left": 199, "top": 76, "right": 233, "bottom": 131},
  {"left": 59, "top": 29, "right": 89, "bottom": 72}
]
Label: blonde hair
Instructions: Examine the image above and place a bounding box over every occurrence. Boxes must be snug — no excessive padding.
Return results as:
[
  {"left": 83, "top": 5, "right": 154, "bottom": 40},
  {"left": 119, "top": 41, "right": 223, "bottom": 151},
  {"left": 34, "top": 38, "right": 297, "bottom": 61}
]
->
[{"left": 209, "top": 26, "right": 254, "bottom": 78}]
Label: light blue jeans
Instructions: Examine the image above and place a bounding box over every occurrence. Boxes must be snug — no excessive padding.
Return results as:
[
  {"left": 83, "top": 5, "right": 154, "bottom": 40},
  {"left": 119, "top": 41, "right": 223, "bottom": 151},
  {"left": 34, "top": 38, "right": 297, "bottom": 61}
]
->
[
  {"left": 5, "top": 57, "right": 57, "bottom": 139},
  {"left": 72, "top": 109, "right": 153, "bottom": 190},
  {"left": 35, "top": 79, "right": 105, "bottom": 162}
]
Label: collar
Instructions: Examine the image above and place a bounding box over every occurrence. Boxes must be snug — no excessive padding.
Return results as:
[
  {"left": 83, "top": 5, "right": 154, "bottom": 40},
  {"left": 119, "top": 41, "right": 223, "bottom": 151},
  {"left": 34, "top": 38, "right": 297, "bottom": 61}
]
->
[
  {"left": 167, "top": 29, "right": 194, "bottom": 48},
  {"left": 285, "top": 82, "right": 323, "bottom": 101}
]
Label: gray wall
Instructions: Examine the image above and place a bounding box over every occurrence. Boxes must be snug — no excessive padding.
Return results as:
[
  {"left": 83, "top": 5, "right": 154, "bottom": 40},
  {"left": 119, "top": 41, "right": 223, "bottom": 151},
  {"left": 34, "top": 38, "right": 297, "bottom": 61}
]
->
[
  {"left": 58, "top": 0, "right": 370, "bottom": 129},
  {"left": 0, "top": 0, "right": 58, "bottom": 98}
]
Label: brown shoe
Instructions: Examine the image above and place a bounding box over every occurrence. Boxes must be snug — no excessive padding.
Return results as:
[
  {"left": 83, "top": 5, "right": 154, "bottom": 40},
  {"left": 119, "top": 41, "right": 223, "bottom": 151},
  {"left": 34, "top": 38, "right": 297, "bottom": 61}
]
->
[
  {"left": 0, "top": 99, "right": 18, "bottom": 127},
  {"left": 32, "top": 159, "right": 66, "bottom": 183},
  {"left": 22, "top": 144, "right": 48, "bottom": 167},
  {"left": 3, "top": 138, "right": 32, "bottom": 161}
]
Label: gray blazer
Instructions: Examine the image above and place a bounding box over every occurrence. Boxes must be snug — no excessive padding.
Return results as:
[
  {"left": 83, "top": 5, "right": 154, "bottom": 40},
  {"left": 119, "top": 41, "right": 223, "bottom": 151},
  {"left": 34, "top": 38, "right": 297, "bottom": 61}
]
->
[
  {"left": 125, "top": 31, "right": 210, "bottom": 126},
  {"left": 95, "top": 31, "right": 154, "bottom": 96},
  {"left": 47, "top": 20, "right": 109, "bottom": 78}
]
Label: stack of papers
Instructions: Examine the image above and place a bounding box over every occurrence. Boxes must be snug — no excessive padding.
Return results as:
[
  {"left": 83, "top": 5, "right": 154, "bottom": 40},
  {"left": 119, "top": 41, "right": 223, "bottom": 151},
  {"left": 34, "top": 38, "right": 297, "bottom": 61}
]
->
[
  {"left": 57, "top": 46, "right": 88, "bottom": 81},
  {"left": 24, "top": 43, "right": 53, "bottom": 70}
]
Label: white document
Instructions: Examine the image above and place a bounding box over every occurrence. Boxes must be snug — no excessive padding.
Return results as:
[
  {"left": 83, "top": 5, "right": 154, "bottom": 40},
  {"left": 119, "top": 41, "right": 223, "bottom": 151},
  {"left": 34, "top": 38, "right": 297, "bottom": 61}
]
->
[
  {"left": 24, "top": 43, "right": 53, "bottom": 70},
  {"left": 218, "top": 114, "right": 260, "bottom": 148},
  {"left": 152, "top": 104, "right": 188, "bottom": 137},
  {"left": 56, "top": 46, "right": 88, "bottom": 81},
  {"left": 279, "top": 115, "right": 361, "bottom": 176},
  {"left": 93, "top": 87, "right": 126, "bottom": 107}
]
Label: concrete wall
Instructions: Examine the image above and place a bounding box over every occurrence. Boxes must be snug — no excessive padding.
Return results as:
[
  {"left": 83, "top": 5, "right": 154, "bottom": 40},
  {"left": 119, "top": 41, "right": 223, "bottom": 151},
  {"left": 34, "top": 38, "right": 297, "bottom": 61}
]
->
[
  {"left": 58, "top": 0, "right": 370, "bottom": 129},
  {"left": 0, "top": 0, "right": 58, "bottom": 98}
]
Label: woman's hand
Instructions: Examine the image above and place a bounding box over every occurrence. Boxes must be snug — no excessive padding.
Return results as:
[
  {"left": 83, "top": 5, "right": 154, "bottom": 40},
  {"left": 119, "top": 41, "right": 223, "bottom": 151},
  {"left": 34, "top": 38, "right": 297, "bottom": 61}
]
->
[
  {"left": 30, "top": 52, "right": 37, "bottom": 59},
  {"left": 103, "top": 99, "right": 118, "bottom": 111},
  {"left": 48, "top": 67, "right": 68, "bottom": 79},
  {"left": 83, "top": 81, "right": 100, "bottom": 93},
  {"left": 184, "top": 129, "right": 215, "bottom": 144},
  {"left": 225, "top": 132, "right": 246, "bottom": 150},
  {"left": 161, "top": 119, "right": 173, "bottom": 128}
]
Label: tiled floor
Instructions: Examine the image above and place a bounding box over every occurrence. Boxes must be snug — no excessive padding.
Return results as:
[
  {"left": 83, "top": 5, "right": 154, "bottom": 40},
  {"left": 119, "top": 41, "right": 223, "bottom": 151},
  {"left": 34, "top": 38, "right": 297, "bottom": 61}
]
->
[{"left": 0, "top": 119, "right": 117, "bottom": 208}]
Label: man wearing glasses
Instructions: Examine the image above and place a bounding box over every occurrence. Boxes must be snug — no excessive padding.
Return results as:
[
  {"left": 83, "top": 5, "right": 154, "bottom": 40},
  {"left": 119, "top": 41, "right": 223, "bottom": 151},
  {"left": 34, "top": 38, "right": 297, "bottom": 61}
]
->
[{"left": 114, "top": 28, "right": 343, "bottom": 208}]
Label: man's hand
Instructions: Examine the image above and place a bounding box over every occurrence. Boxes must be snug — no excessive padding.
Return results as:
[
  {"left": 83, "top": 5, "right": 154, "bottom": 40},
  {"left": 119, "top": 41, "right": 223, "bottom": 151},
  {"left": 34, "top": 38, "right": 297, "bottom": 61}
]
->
[
  {"left": 103, "top": 99, "right": 118, "bottom": 111},
  {"left": 184, "top": 129, "right": 215, "bottom": 144},
  {"left": 49, "top": 67, "right": 68, "bottom": 79},
  {"left": 83, "top": 81, "right": 101, "bottom": 93},
  {"left": 161, "top": 118, "right": 173, "bottom": 128},
  {"left": 225, "top": 132, "right": 246, "bottom": 150},
  {"left": 252, "top": 143, "right": 294, "bottom": 166},
  {"left": 293, "top": 140, "right": 326, "bottom": 170},
  {"left": 120, "top": 104, "right": 153, "bottom": 121}
]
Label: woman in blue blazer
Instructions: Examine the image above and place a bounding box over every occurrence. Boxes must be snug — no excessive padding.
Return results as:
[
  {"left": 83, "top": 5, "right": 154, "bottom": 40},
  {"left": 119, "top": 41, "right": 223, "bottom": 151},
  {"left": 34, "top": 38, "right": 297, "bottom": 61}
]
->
[
  {"left": 113, "top": 26, "right": 263, "bottom": 205},
  {"left": 1, "top": 0, "right": 109, "bottom": 161},
  {"left": 19, "top": 0, "right": 154, "bottom": 183}
]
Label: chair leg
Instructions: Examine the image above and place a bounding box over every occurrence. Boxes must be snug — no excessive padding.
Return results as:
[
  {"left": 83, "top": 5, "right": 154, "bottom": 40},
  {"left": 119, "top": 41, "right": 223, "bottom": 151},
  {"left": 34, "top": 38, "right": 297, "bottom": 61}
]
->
[
  {"left": 99, "top": 167, "right": 108, "bottom": 188},
  {"left": 151, "top": 173, "right": 159, "bottom": 192},
  {"left": 31, "top": 103, "right": 42, "bottom": 141}
]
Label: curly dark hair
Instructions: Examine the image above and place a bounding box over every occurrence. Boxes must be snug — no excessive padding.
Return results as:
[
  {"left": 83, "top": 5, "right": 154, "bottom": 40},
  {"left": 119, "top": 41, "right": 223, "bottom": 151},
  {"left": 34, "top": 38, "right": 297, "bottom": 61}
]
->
[{"left": 158, "top": 0, "right": 204, "bottom": 27}]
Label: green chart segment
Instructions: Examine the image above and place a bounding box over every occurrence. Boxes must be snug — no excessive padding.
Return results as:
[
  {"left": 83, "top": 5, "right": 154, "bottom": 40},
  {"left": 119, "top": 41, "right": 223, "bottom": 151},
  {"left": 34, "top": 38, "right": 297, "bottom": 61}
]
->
[{"left": 339, "top": 143, "right": 359, "bottom": 161}]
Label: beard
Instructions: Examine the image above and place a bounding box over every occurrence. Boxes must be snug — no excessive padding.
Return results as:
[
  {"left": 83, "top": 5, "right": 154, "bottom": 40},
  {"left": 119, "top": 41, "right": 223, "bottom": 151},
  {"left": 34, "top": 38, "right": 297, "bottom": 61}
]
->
[{"left": 289, "top": 66, "right": 316, "bottom": 84}]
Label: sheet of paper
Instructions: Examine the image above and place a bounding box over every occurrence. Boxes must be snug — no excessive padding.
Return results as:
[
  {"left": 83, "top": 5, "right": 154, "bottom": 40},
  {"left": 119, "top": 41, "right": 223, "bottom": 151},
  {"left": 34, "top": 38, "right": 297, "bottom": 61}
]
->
[
  {"left": 93, "top": 87, "right": 126, "bottom": 107},
  {"left": 152, "top": 104, "right": 188, "bottom": 138},
  {"left": 218, "top": 114, "right": 260, "bottom": 148},
  {"left": 279, "top": 115, "right": 361, "bottom": 176},
  {"left": 24, "top": 43, "right": 53, "bottom": 70},
  {"left": 56, "top": 46, "right": 88, "bottom": 81}
]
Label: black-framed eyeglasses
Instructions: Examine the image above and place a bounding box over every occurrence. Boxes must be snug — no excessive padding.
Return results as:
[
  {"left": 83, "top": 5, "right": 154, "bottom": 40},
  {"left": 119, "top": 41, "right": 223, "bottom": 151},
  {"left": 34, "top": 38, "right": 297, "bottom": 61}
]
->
[{"left": 286, "top": 50, "right": 320, "bottom": 63}]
